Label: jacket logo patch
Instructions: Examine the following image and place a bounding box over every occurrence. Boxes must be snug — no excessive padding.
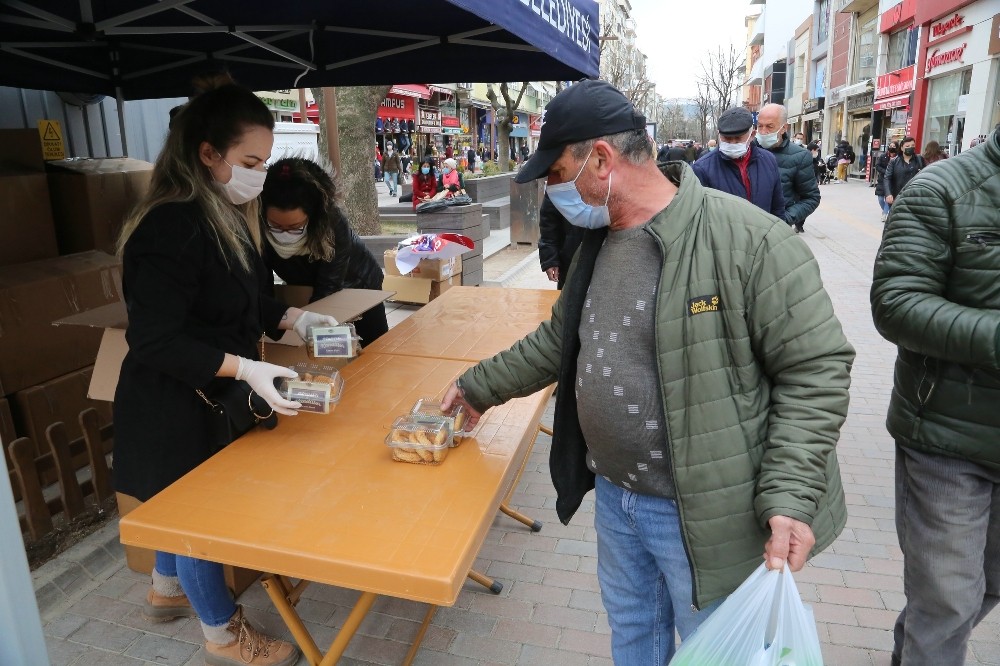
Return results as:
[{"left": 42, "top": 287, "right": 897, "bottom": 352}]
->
[{"left": 688, "top": 295, "right": 721, "bottom": 316}]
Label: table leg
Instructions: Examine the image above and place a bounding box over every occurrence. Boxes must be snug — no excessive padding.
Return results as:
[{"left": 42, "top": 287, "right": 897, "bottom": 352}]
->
[
  {"left": 402, "top": 605, "right": 437, "bottom": 666},
  {"left": 467, "top": 569, "right": 503, "bottom": 594},
  {"left": 319, "top": 591, "right": 377, "bottom": 666},
  {"left": 261, "top": 574, "right": 324, "bottom": 665},
  {"left": 496, "top": 424, "right": 546, "bottom": 532}
]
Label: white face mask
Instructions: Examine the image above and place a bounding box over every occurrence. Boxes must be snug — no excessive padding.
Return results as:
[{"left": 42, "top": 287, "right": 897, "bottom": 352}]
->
[
  {"left": 756, "top": 131, "right": 780, "bottom": 149},
  {"left": 719, "top": 137, "right": 750, "bottom": 159},
  {"left": 217, "top": 156, "right": 266, "bottom": 205},
  {"left": 269, "top": 225, "right": 307, "bottom": 245}
]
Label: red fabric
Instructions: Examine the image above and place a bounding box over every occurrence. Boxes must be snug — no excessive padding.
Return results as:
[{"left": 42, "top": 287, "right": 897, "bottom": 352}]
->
[
  {"left": 412, "top": 174, "right": 437, "bottom": 209},
  {"left": 734, "top": 146, "right": 753, "bottom": 201}
]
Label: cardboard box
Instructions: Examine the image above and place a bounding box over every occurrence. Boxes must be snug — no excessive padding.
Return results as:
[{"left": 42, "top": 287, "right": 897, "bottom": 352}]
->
[
  {"left": 383, "top": 274, "right": 461, "bottom": 305},
  {"left": 55, "top": 289, "right": 392, "bottom": 401},
  {"left": 13, "top": 367, "right": 114, "bottom": 458},
  {"left": 0, "top": 251, "right": 122, "bottom": 396},
  {"left": 0, "top": 129, "right": 46, "bottom": 172},
  {"left": 116, "top": 492, "right": 261, "bottom": 595},
  {"left": 0, "top": 174, "right": 60, "bottom": 267},
  {"left": 47, "top": 158, "right": 154, "bottom": 255},
  {"left": 383, "top": 249, "right": 462, "bottom": 280}
]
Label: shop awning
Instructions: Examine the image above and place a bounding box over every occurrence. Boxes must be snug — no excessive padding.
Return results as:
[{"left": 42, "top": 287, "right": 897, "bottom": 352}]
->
[
  {"left": 429, "top": 85, "right": 454, "bottom": 96},
  {"left": 391, "top": 85, "right": 432, "bottom": 99},
  {"left": 874, "top": 94, "right": 909, "bottom": 111}
]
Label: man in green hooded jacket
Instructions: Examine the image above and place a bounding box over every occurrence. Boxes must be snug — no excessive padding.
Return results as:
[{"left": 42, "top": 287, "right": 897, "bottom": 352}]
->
[{"left": 442, "top": 80, "right": 854, "bottom": 665}]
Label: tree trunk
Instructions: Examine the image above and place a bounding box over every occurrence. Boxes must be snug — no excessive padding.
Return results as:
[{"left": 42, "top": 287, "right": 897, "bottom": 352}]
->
[
  {"left": 497, "top": 124, "right": 512, "bottom": 172},
  {"left": 334, "top": 85, "right": 390, "bottom": 236},
  {"left": 310, "top": 87, "right": 328, "bottom": 160}
]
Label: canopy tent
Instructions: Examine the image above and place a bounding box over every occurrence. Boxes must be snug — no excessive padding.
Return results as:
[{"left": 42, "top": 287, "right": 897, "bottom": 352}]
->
[{"left": 0, "top": 0, "right": 599, "bottom": 100}]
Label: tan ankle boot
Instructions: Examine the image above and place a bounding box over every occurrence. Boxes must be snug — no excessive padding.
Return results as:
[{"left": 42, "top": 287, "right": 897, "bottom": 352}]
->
[
  {"left": 204, "top": 606, "right": 299, "bottom": 666},
  {"left": 142, "top": 588, "right": 197, "bottom": 622}
]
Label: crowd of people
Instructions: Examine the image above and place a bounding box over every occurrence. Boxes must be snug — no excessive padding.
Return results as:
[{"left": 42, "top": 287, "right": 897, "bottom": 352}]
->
[{"left": 111, "top": 70, "right": 1000, "bottom": 666}]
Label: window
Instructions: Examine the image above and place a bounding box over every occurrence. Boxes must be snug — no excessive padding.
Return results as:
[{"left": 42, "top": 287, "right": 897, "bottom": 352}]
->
[
  {"left": 854, "top": 17, "right": 877, "bottom": 81},
  {"left": 926, "top": 68, "right": 973, "bottom": 155},
  {"left": 815, "top": 0, "right": 830, "bottom": 44},
  {"left": 812, "top": 58, "right": 827, "bottom": 98},
  {"left": 796, "top": 55, "right": 806, "bottom": 95},
  {"left": 886, "top": 28, "right": 917, "bottom": 72}
]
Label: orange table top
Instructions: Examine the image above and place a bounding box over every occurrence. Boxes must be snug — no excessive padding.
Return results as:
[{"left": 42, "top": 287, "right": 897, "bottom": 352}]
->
[
  {"left": 119, "top": 352, "right": 552, "bottom": 606},
  {"left": 365, "top": 286, "right": 560, "bottom": 362}
]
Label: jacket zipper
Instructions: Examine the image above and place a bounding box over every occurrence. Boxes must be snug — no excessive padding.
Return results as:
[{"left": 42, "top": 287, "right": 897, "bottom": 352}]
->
[
  {"left": 966, "top": 232, "right": 1000, "bottom": 247},
  {"left": 648, "top": 227, "right": 701, "bottom": 612}
]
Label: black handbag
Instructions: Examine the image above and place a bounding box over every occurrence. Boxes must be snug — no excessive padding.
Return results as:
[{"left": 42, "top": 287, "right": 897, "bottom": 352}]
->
[{"left": 197, "top": 380, "right": 278, "bottom": 452}]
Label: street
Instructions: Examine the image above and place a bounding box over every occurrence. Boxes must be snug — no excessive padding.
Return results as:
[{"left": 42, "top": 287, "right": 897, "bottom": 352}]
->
[{"left": 34, "top": 179, "right": 1000, "bottom": 666}]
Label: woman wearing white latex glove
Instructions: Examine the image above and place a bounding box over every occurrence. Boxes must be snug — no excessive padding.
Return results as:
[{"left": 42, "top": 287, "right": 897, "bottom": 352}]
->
[{"left": 291, "top": 310, "right": 339, "bottom": 343}]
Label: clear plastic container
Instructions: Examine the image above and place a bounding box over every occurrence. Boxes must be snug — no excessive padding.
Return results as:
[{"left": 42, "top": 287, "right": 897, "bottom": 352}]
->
[
  {"left": 306, "top": 322, "right": 361, "bottom": 359},
  {"left": 385, "top": 414, "right": 453, "bottom": 464},
  {"left": 410, "top": 398, "right": 468, "bottom": 446},
  {"left": 278, "top": 364, "right": 345, "bottom": 414}
]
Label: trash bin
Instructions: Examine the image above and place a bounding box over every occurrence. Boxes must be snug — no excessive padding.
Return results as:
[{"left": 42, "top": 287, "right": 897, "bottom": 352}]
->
[{"left": 509, "top": 177, "right": 544, "bottom": 246}]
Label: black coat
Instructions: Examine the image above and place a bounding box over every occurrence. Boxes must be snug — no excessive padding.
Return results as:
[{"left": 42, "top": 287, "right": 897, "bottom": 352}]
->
[
  {"left": 666, "top": 146, "right": 688, "bottom": 162},
  {"left": 537, "top": 195, "right": 585, "bottom": 290},
  {"left": 874, "top": 152, "right": 893, "bottom": 196},
  {"left": 885, "top": 154, "right": 926, "bottom": 197},
  {"left": 262, "top": 208, "right": 384, "bottom": 300},
  {"left": 113, "top": 201, "right": 287, "bottom": 501}
]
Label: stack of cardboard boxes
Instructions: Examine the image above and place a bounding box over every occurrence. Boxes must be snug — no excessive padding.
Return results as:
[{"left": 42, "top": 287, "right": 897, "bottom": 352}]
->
[
  {"left": 382, "top": 249, "right": 463, "bottom": 305},
  {"left": 415, "top": 204, "right": 489, "bottom": 287},
  {"left": 0, "top": 128, "right": 151, "bottom": 517}
]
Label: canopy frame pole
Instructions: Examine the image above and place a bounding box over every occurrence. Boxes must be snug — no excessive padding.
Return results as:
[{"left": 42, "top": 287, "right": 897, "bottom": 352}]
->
[
  {"left": 115, "top": 85, "right": 129, "bottom": 156},
  {"left": 95, "top": 0, "right": 195, "bottom": 31},
  {"left": 3, "top": 0, "right": 75, "bottom": 29},
  {"left": 0, "top": 45, "right": 109, "bottom": 80}
]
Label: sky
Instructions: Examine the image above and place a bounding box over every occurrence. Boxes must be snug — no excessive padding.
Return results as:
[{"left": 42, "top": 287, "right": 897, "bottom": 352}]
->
[{"left": 626, "top": 0, "right": 758, "bottom": 100}]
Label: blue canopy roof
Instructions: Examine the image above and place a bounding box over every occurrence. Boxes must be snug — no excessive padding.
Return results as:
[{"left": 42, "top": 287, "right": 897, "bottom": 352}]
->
[{"left": 0, "top": 0, "right": 599, "bottom": 100}]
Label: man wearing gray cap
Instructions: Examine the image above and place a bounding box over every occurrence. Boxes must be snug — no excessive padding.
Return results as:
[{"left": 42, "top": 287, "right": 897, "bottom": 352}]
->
[
  {"left": 441, "top": 80, "right": 853, "bottom": 665},
  {"left": 691, "top": 107, "right": 785, "bottom": 219}
]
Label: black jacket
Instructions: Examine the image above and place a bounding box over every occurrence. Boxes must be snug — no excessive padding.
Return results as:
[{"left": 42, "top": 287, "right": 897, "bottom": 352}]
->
[
  {"left": 666, "top": 146, "right": 688, "bottom": 162},
  {"left": 874, "top": 152, "right": 894, "bottom": 196},
  {"left": 262, "top": 208, "right": 384, "bottom": 301},
  {"left": 114, "top": 201, "right": 287, "bottom": 501},
  {"left": 537, "top": 195, "right": 585, "bottom": 290},
  {"left": 885, "top": 154, "right": 926, "bottom": 197}
]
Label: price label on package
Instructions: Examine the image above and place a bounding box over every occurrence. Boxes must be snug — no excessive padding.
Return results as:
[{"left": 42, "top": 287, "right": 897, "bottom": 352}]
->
[{"left": 311, "top": 326, "right": 355, "bottom": 358}]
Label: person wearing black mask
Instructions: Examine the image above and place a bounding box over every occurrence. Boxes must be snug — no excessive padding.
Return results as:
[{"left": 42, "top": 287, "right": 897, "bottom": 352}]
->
[
  {"left": 884, "top": 137, "right": 925, "bottom": 206},
  {"left": 874, "top": 142, "right": 898, "bottom": 222}
]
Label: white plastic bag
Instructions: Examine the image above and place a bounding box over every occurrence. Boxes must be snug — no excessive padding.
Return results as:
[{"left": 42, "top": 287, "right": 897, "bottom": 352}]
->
[{"left": 669, "top": 564, "right": 824, "bottom": 666}]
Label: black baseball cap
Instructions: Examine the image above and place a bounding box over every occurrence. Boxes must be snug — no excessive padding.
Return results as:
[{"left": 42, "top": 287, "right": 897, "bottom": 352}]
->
[
  {"left": 717, "top": 107, "right": 754, "bottom": 137},
  {"left": 514, "top": 80, "right": 646, "bottom": 183}
]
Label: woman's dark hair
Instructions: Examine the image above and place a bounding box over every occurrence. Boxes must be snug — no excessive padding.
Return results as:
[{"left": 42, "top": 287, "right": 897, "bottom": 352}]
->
[
  {"left": 415, "top": 159, "right": 435, "bottom": 185},
  {"left": 261, "top": 157, "right": 339, "bottom": 262}
]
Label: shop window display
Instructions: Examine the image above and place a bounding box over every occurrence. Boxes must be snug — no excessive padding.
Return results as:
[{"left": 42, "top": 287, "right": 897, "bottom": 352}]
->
[{"left": 926, "top": 69, "right": 972, "bottom": 156}]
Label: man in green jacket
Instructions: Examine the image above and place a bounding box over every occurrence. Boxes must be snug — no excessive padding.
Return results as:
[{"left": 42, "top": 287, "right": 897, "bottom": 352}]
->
[
  {"left": 755, "top": 103, "right": 821, "bottom": 234},
  {"left": 871, "top": 126, "right": 1000, "bottom": 666},
  {"left": 442, "top": 80, "right": 854, "bottom": 665}
]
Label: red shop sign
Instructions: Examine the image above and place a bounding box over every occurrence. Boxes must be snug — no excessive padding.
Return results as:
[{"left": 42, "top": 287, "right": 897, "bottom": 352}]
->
[
  {"left": 926, "top": 43, "right": 968, "bottom": 74},
  {"left": 931, "top": 13, "right": 963, "bottom": 40},
  {"left": 876, "top": 67, "right": 914, "bottom": 98},
  {"left": 377, "top": 94, "right": 416, "bottom": 121}
]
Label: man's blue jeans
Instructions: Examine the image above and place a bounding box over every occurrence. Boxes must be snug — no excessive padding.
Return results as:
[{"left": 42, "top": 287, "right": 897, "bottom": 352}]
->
[
  {"left": 594, "top": 475, "right": 723, "bottom": 665},
  {"left": 384, "top": 171, "right": 398, "bottom": 196},
  {"left": 155, "top": 551, "right": 236, "bottom": 626}
]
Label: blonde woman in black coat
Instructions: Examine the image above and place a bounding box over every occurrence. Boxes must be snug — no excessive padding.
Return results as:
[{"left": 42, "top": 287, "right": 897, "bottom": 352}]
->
[{"left": 114, "top": 85, "right": 335, "bottom": 666}]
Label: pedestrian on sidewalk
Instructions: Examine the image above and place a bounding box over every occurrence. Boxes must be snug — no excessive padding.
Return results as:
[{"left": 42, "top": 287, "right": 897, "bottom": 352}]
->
[
  {"left": 441, "top": 79, "right": 854, "bottom": 666},
  {"left": 834, "top": 140, "right": 854, "bottom": 182},
  {"left": 691, "top": 107, "right": 786, "bottom": 220},
  {"left": 884, "top": 136, "right": 925, "bottom": 207},
  {"left": 755, "top": 103, "right": 821, "bottom": 234},
  {"left": 874, "top": 142, "right": 898, "bottom": 222},
  {"left": 871, "top": 126, "right": 1000, "bottom": 666},
  {"left": 381, "top": 141, "right": 401, "bottom": 198},
  {"left": 114, "top": 84, "right": 316, "bottom": 666},
  {"left": 537, "top": 193, "right": 584, "bottom": 289}
]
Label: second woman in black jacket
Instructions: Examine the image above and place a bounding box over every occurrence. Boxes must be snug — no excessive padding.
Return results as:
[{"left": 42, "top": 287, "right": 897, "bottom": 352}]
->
[{"left": 261, "top": 157, "right": 388, "bottom": 346}]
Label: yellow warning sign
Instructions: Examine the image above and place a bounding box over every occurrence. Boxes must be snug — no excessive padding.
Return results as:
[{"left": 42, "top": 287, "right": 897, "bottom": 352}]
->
[{"left": 37, "top": 120, "right": 66, "bottom": 160}]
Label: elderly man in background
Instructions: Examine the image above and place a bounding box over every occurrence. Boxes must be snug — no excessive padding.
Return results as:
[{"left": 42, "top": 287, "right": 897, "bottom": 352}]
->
[
  {"left": 692, "top": 107, "right": 785, "bottom": 219},
  {"left": 442, "top": 79, "right": 854, "bottom": 666},
  {"left": 755, "top": 103, "right": 821, "bottom": 234}
]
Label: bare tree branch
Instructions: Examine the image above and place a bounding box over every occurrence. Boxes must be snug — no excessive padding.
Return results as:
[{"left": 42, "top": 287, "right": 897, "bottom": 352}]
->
[
  {"left": 486, "top": 82, "right": 529, "bottom": 172},
  {"left": 697, "top": 44, "right": 746, "bottom": 126}
]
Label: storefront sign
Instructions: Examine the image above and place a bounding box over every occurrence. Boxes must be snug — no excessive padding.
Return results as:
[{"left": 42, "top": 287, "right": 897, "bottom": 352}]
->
[
  {"left": 847, "top": 92, "right": 874, "bottom": 112},
  {"left": 803, "top": 97, "right": 825, "bottom": 113},
  {"left": 925, "top": 43, "right": 967, "bottom": 74},
  {"left": 827, "top": 86, "right": 844, "bottom": 105},
  {"left": 442, "top": 116, "right": 461, "bottom": 128},
  {"left": 879, "top": 0, "right": 915, "bottom": 33},
  {"left": 257, "top": 96, "right": 298, "bottom": 111},
  {"left": 931, "top": 13, "right": 964, "bottom": 40},
  {"left": 417, "top": 106, "right": 442, "bottom": 134},
  {"left": 876, "top": 67, "right": 914, "bottom": 98},
  {"left": 378, "top": 93, "right": 416, "bottom": 121},
  {"left": 990, "top": 13, "right": 1000, "bottom": 55}
]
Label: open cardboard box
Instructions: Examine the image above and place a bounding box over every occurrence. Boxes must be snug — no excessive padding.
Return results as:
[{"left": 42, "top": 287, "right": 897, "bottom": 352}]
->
[{"left": 53, "top": 288, "right": 394, "bottom": 401}]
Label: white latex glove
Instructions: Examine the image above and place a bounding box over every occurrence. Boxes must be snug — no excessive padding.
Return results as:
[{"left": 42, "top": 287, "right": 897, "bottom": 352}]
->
[
  {"left": 236, "top": 357, "right": 301, "bottom": 416},
  {"left": 292, "top": 311, "right": 339, "bottom": 343}
]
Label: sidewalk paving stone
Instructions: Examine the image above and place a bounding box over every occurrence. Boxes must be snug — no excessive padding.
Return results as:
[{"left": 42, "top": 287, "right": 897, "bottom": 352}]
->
[{"left": 32, "top": 180, "right": 999, "bottom": 664}]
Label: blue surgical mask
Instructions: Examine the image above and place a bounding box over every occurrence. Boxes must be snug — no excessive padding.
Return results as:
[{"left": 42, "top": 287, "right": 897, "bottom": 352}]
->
[
  {"left": 545, "top": 147, "right": 612, "bottom": 229},
  {"left": 442, "top": 167, "right": 452, "bottom": 174},
  {"left": 421, "top": 166, "right": 430, "bottom": 175}
]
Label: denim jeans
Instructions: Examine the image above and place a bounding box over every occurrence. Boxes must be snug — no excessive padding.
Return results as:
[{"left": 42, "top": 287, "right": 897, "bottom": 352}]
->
[
  {"left": 384, "top": 171, "right": 398, "bottom": 195},
  {"left": 877, "top": 195, "right": 891, "bottom": 216},
  {"left": 594, "top": 475, "right": 724, "bottom": 665},
  {"left": 893, "top": 444, "right": 1000, "bottom": 664},
  {"left": 155, "top": 551, "right": 236, "bottom": 626}
]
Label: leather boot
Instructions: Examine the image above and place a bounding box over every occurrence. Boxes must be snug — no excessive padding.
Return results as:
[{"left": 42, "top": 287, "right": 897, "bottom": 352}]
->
[
  {"left": 142, "top": 587, "right": 197, "bottom": 622},
  {"left": 204, "top": 606, "right": 299, "bottom": 666}
]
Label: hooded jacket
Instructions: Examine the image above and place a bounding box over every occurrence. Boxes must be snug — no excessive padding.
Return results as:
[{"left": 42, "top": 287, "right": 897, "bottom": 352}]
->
[
  {"left": 872, "top": 130, "right": 1000, "bottom": 469},
  {"left": 459, "top": 162, "right": 854, "bottom": 607}
]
